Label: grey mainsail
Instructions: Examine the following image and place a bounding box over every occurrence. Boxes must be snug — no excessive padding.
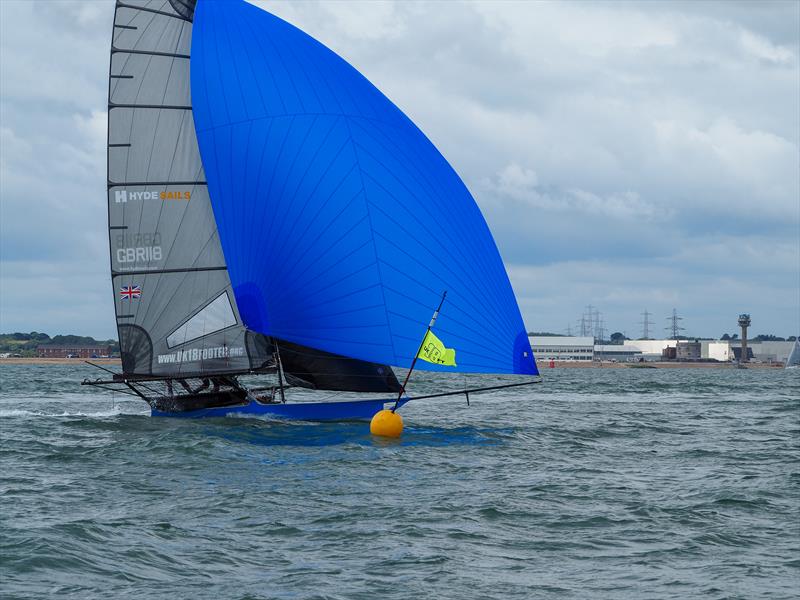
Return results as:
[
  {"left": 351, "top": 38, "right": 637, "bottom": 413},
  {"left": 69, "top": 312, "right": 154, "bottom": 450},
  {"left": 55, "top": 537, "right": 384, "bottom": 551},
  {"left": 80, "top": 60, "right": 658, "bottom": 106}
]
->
[
  {"left": 108, "top": 0, "right": 268, "bottom": 376},
  {"left": 107, "top": 1, "right": 399, "bottom": 393}
]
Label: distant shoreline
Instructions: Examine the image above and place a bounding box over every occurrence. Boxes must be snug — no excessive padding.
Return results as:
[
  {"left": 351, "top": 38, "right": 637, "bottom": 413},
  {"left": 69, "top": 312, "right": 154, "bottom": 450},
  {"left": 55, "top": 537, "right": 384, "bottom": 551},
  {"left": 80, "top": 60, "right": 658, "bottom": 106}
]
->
[
  {"left": 544, "top": 361, "right": 784, "bottom": 369},
  {"left": 0, "top": 358, "right": 122, "bottom": 365},
  {"left": 0, "top": 358, "right": 784, "bottom": 369}
]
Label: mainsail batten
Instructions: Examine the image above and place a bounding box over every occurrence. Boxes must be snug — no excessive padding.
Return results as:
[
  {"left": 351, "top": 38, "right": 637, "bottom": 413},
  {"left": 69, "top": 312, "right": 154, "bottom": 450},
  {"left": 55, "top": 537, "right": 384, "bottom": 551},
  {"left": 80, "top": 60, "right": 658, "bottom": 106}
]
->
[{"left": 191, "top": 0, "right": 538, "bottom": 376}]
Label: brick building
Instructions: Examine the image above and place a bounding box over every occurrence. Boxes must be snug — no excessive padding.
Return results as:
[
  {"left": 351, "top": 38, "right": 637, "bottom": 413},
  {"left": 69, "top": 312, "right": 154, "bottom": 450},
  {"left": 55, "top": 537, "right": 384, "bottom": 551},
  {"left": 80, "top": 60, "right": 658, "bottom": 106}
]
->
[{"left": 36, "top": 345, "right": 112, "bottom": 359}]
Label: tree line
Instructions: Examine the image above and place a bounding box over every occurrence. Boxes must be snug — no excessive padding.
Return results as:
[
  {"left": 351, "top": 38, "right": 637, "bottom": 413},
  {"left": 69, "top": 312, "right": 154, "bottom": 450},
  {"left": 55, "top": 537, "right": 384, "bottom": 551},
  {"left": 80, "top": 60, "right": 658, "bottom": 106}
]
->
[{"left": 0, "top": 332, "right": 120, "bottom": 355}]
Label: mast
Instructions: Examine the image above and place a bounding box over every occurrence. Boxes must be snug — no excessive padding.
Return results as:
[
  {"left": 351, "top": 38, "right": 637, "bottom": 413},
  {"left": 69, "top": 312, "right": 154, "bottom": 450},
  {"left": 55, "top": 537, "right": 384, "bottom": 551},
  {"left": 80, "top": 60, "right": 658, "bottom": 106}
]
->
[{"left": 274, "top": 343, "right": 286, "bottom": 403}]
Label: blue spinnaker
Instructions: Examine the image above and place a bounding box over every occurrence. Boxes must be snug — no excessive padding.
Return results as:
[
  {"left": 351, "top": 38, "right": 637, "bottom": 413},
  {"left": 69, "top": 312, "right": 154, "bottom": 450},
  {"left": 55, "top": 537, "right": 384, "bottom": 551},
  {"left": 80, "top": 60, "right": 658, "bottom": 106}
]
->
[{"left": 191, "top": 0, "right": 537, "bottom": 375}]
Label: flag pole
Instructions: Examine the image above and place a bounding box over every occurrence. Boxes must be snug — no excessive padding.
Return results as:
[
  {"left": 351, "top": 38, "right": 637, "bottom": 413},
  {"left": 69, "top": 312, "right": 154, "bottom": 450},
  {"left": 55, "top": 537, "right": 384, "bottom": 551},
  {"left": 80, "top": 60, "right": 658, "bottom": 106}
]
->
[{"left": 393, "top": 290, "right": 447, "bottom": 412}]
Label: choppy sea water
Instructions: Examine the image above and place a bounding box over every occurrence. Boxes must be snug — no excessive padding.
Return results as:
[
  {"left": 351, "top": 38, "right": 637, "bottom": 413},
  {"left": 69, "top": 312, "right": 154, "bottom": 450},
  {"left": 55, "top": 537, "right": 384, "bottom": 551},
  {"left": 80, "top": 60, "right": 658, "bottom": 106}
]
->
[{"left": 0, "top": 364, "right": 798, "bottom": 599}]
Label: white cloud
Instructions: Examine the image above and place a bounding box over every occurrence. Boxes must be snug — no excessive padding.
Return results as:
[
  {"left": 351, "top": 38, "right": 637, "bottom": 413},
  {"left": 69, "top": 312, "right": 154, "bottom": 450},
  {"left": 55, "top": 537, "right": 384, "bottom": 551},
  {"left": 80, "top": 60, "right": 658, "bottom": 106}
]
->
[{"left": 740, "top": 29, "right": 796, "bottom": 64}]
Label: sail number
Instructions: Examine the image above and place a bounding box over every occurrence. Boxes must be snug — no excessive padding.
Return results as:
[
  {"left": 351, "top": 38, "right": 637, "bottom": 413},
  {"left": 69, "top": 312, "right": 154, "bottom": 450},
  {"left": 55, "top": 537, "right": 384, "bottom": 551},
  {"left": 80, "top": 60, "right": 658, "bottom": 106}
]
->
[
  {"left": 115, "top": 233, "right": 162, "bottom": 264},
  {"left": 117, "top": 246, "right": 162, "bottom": 263}
]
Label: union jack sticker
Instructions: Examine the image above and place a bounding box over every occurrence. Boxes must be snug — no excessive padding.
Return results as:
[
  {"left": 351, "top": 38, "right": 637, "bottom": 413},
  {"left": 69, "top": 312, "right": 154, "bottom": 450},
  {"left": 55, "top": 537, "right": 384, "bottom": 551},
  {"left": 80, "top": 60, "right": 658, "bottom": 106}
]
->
[{"left": 119, "top": 285, "right": 141, "bottom": 300}]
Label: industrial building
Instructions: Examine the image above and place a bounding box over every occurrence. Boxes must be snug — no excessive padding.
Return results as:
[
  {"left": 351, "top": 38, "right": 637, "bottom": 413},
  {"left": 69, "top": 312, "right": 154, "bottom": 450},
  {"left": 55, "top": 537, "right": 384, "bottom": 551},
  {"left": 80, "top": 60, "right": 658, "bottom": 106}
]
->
[
  {"left": 622, "top": 339, "right": 677, "bottom": 361},
  {"left": 730, "top": 340, "right": 796, "bottom": 364},
  {"left": 528, "top": 336, "right": 594, "bottom": 361},
  {"left": 624, "top": 339, "right": 732, "bottom": 362},
  {"left": 593, "top": 345, "right": 643, "bottom": 361},
  {"left": 702, "top": 341, "right": 732, "bottom": 362},
  {"left": 676, "top": 340, "right": 702, "bottom": 361},
  {"left": 528, "top": 335, "right": 795, "bottom": 364}
]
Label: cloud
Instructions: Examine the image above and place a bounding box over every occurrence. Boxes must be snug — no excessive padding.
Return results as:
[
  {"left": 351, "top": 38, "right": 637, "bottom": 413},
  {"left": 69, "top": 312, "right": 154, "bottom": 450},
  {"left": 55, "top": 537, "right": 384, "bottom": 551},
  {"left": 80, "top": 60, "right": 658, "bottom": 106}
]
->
[
  {"left": 1, "top": 0, "right": 798, "bottom": 340},
  {"left": 740, "top": 29, "right": 795, "bottom": 64},
  {"left": 509, "top": 234, "right": 800, "bottom": 338}
]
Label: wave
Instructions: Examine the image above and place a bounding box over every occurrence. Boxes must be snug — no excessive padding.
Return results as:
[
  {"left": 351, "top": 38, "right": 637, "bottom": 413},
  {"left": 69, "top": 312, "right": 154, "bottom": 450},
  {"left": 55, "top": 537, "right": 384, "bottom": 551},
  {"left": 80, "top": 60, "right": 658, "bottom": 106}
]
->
[{"left": 0, "top": 407, "right": 146, "bottom": 418}]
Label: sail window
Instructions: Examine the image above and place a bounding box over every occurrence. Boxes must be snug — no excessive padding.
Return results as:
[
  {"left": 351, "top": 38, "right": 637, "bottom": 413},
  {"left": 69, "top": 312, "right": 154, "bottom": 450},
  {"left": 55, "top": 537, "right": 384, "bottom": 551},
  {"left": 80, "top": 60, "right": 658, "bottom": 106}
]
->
[{"left": 166, "top": 292, "right": 237, "bottom": 348}]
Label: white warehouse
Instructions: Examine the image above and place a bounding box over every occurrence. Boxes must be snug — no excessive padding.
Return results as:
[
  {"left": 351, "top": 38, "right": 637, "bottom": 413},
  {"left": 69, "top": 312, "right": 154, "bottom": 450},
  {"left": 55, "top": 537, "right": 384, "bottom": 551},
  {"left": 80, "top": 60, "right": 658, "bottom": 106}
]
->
[{"left": 528, "top": 336, "right": 594, "bottom": 362}]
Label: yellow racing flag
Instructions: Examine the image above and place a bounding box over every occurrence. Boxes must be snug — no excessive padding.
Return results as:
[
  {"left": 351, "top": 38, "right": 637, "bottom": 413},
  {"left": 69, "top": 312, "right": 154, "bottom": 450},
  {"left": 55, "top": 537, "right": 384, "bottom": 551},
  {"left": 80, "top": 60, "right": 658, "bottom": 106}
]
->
[{"left": 418, "top": 330, "right": 457, "bottom": 366}]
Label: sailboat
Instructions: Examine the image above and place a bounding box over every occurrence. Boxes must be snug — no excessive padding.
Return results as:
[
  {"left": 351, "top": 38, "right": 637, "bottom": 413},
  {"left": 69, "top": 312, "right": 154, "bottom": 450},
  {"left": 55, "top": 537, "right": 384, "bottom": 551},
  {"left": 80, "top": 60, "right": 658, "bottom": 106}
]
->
[
  {"left": 786, "top": 340, "right": 800, "bottom": 369},
  {"left": 83, "top": 0, "right": 539, "bottom": 419}
]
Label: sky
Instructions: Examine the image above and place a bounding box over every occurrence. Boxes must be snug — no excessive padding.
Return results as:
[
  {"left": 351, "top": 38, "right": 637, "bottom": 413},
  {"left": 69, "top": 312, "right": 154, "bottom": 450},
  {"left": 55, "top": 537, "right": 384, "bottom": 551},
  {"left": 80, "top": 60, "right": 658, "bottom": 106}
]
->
[{"left": 1, "top": 0, "right": 798, "bottom": 341}]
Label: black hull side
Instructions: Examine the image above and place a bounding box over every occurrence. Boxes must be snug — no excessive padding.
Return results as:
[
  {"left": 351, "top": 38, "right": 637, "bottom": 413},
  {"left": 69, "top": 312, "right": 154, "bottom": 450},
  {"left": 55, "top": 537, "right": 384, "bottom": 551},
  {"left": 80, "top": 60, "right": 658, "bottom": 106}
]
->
[{"left": 150, "top": 390, "right": 249, "bottom": 413}]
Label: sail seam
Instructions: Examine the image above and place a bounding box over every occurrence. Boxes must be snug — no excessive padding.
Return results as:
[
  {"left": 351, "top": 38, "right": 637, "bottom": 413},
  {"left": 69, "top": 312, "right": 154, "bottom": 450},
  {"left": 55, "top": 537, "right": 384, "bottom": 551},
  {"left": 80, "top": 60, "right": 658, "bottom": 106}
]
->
[
  {"left": 241, "top": 8, "right": 303, "bottom": 114},
  {"left": 266, "top": 118, "right": 347, "bottom": 269},
  {"left": 144, "top": 212, "right": 226, "bottom": 333},
  {"left": 261, "top": 117, "right": 315, "bottom": 280},
  {"left": 111, "top": 4, "right": 163, "bottom": 104},
  {"left": 262, "top": 165, "right": 362, "bottom": 301},
  {"left": 263, "top": 213, "right": 372, "bottom": 310},
  {"left": 279, "top": 263, "right": 380, "bottom": 314},
  {"left": 145, "top": 52, "right": 185, "bottom": 280},
  {"left": 243, "top": 121, "right": 275, "bottom": 286},
  {"left": 123, "top": 3, "right": 172, "bottom": 335},
  {"left": 116, "top": 0, "right": 165, "bottom": 205},
  {"left": 349, "top": 120, "right": 517, "bottom": 336},
  {"left": 355, "top": 141, "right": 517, "bottom": 337},
  {"left": 367, "top": 192, "right": 516, "bottom": 340},
  {"left": 342, "top": 117, "right": 399, "bottom": 366}
]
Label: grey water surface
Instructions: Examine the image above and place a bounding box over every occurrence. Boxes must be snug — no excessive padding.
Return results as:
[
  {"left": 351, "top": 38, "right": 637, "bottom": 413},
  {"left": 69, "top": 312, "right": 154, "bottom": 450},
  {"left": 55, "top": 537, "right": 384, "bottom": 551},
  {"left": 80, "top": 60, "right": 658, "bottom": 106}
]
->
[{"left": 1, "top": 364, "right": 798, "bottom": 599}]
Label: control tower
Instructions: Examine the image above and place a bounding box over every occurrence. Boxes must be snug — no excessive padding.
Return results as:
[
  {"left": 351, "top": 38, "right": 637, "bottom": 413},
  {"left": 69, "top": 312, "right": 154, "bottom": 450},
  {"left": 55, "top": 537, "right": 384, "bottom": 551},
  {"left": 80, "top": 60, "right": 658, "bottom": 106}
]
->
[{"left": 738, "top": 314, "right": 751, "bottom": 363}]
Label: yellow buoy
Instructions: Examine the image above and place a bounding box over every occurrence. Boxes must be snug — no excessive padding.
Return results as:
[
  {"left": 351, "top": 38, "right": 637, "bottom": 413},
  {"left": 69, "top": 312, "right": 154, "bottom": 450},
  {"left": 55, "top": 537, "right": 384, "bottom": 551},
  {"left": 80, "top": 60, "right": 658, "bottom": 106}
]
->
[{"left": 370, "top": 409, "right": 403, "bottom": 437}]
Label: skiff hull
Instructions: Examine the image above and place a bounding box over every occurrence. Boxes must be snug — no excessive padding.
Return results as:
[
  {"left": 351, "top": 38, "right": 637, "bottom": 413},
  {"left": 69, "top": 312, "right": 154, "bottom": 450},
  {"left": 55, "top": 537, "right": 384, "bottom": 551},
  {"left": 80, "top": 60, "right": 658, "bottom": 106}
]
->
[{"left": 150, "top": 397, "right": 409, "bottom": 420}]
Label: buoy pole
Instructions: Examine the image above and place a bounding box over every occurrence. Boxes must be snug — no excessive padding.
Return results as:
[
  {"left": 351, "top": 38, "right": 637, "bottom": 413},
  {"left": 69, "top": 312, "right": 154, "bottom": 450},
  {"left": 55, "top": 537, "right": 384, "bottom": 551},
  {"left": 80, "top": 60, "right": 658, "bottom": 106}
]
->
[{"left": 392, "top": 291, "right": 447, "bottom": 412}]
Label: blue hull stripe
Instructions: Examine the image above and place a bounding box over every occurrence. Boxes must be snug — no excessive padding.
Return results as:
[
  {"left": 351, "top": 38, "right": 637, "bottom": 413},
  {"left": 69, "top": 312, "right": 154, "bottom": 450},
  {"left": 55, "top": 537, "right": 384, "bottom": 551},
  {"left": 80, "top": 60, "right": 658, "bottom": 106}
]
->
[{"left": 151, "top": 397, "right": 409, "bottom": 420}]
